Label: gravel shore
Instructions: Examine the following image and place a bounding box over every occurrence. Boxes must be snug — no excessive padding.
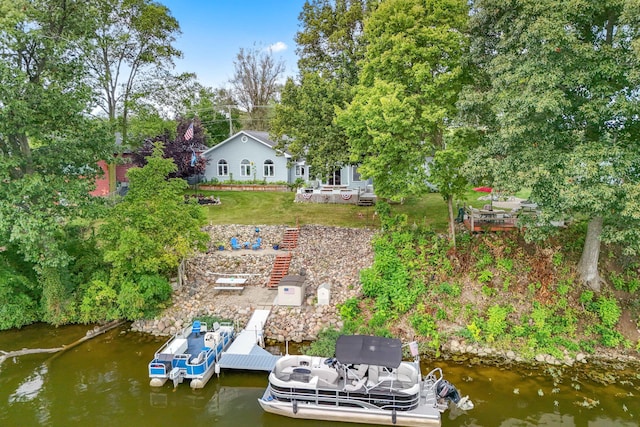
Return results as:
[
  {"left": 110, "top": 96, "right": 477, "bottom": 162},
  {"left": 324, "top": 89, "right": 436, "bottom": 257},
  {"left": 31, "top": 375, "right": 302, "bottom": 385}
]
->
[{"left": 131, "top": 224, "right": 376, "bottom": 343}]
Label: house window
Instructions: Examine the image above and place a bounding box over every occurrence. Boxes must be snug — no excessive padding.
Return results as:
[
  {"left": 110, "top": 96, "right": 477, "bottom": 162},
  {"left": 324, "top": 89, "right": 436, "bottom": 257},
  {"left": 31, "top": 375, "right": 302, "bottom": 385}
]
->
[
  {"left": 264, "top": 159, "right": 275, "bottom": 177},
  {"left": 240, "top": 159, "right": 251, "bottom": 176},
  {"left": 217, "top": 159, "right": 228, "bottom": 176},
  {"left": 352, "top": 166, "right": 361, "bottom": 182},
  {"left": 295, "top": 164, "right": 305, "bottom": 177}
]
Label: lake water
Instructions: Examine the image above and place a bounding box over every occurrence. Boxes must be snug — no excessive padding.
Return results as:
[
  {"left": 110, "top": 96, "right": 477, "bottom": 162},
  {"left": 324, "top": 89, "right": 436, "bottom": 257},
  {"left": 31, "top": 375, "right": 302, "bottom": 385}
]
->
[{"left": 0, "top": 323, "right": 637, "bottom": 426}]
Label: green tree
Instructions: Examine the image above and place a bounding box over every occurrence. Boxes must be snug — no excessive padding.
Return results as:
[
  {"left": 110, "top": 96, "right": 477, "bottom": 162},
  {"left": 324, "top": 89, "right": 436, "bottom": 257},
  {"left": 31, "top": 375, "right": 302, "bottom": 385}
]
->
[
  {"left": 429, "top": 147, "right": 468, "bottom": 247},
  {"left": 0, "top": 0, "right": 113, "bottom": 325},
  {"left": 87, "top": 0, "right": 182, "bottom": 143},
  {"left": 464, "top": 0, "right": 640, "bottom": 290},
  {"left": 272, "top": 0, "right": 375, "bottom": 180},
  {"left": 337, "top": 0, "right": 470, "bottom": 200},
  {"left": 99, "top": 143, "right": 208, "bottom": 282}
]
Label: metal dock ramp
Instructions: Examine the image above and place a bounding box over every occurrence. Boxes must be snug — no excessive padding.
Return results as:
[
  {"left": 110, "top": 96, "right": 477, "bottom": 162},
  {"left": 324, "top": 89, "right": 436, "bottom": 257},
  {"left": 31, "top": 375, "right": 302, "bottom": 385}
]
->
[{"left": 217, "top": 309, "right": 281, "bottom": 372}]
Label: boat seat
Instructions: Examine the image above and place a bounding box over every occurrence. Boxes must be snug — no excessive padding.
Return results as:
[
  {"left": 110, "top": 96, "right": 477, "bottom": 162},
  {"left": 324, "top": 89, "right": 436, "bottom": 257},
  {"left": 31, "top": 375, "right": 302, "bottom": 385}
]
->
[
  {"left": 311, "top": 368, "right": 339, "bottom": 386},
  {"left": 346, "top": 363, "right": 368, "bottom": 380},
  {"left": 344, "top": 376, "right": 367, "bottom": 391}
]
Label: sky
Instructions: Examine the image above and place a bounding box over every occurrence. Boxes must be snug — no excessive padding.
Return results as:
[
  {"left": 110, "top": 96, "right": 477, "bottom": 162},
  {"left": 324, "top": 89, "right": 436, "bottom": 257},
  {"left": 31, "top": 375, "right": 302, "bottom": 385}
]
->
[{"left": 158, "top": 0, "right": 308, "bottom": 89}]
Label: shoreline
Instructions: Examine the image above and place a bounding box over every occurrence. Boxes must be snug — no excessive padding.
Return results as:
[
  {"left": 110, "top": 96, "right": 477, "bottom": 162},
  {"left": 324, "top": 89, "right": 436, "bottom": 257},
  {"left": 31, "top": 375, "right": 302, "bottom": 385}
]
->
[{"left": 131, "top": 224, "right": 640, "bottom": 369}]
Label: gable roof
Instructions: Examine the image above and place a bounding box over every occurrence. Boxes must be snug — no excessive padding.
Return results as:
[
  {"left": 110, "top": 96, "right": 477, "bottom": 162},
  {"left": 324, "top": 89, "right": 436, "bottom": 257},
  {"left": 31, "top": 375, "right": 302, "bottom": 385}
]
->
[{"left": 202, "top": 130, "right": 291, "bottom": 158}]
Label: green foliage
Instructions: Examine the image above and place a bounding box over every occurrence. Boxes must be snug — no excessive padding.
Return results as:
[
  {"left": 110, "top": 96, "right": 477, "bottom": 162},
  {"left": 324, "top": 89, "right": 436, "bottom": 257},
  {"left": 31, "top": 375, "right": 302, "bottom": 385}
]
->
[
  {"left": 100, "top": 144, "right": 208, "bottom": 280},
  {"left": 466, "top": 321, "right": 482, "bottom": 342},
  {"left": 609, "top": 271, "right": 640, "bottom": 293},
  {"left": 79, "top": 279, "right": 119, "bottom": 323},
  {"left": 337, "top": 0, "right": 470, "bottom": 201},
  {"left": 475, "top": 252, "right": 494, "bottom": 269},
  {"left": 338, "top": 297, "right": 361, "bottom": 321},
  {"left": 556, "top": 279, "right": 572, "bottom": 296},
  {"left": 593, "top": 296, "right": 621, "bottom": 328},
  {"left": 478, "top": 270, "right": 494, "bottom": 284},
  {"left": 579, "top": 290, "right": 595, "bottom": 308},
  {"left": 0, "top": 249, "right": 41, "bottom": 330},
  {"left": 302, "top": 328, "right": 342, "bottom": 357},
  {"left": 551, "top": 253, "right": 563, "bottom": 268},
  {"left": 486, "top": 305, "right": 511, "bottom": 342},
  {"left": 435, "top": 282, "right": 461, "bottom": 297},
  {"left": 116, "top": 274, "right": 172, "bottom": 320},
  {"left": 496, "top": 258, "right": 514, "bottom": 273},
  {"left": 481, "top": 284, "right": 496, "bottom": 297}
]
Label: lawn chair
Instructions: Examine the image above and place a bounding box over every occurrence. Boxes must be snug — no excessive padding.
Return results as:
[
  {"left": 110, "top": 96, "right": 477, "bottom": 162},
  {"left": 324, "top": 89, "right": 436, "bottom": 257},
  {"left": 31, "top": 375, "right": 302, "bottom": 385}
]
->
[
  {"left": 251, "top": 237, "right": 262, "bottom": 250},
  {"left": 230, "top": 237, "right": 242, "bottom": 250}
]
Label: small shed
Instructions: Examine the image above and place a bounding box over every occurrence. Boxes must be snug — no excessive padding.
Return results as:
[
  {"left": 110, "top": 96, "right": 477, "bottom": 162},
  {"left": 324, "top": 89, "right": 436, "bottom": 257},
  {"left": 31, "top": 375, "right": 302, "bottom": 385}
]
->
[
  {"left": 317, "top": 283, "right": 331, "bottom": 306},
  {"left": 277, "top": 275, "right": 306, "bottom": 306}
]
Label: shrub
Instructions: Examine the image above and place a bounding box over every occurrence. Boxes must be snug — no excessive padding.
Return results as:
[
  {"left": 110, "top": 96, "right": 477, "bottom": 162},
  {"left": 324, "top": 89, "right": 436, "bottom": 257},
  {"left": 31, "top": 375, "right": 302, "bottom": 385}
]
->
[
  {"left": 594, "top": 296, "right": 621, "bottom": 328},
  {"left": 486, "top": 305, "right": 511, "bottom": 342},
  {"left": 339, "top": 297, "right": 361, "bottom": 321}
]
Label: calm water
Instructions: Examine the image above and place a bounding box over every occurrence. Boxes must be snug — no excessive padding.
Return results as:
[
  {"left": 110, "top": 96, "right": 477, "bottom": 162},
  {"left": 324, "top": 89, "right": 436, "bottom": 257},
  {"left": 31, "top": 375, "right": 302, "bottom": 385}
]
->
[{"left": 0, "top": 323, "right": 638, "bottom": 427}]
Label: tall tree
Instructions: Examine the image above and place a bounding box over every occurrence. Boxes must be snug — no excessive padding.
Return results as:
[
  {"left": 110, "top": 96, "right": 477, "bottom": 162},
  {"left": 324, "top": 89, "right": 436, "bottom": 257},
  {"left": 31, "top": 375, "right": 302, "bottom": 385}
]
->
[
  {"left": 337, "top": 0, "right": 470, "bottom": 200},
  {"left": 132, "top": 118, "right": 207, "bottom": 179},
  {"left": 98, "top": 143, "right": 208, "bottom": 319},
  {"left": 230, "top": 45, "right": 285, "bottom": 131},
  {"left": 464, "top": 0, "right": 640, "bottom": 290},
  {"left": 87, "top": 0, "right": 181, "bottom": 142},
  {"left": 272, "top": 0, "right": 376, "bottom": 180},
  {"left": 429, "top": 147, "right": 468, "bottom": 248},
  {"left": 0, "top": 0, "right": 113, "bottom": 324}
]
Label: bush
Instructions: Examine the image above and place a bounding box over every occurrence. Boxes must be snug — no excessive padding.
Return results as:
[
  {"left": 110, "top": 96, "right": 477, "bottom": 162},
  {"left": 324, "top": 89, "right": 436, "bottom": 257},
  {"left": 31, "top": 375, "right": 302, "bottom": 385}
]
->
[
  {"left": 339, "top": 297, "right": 361, "bottom": 320},
  {"left": 594, "top": 296, "right": 621, "bottom": 328},
  {"left": 117, "top": 274, "right": 172, "bottom": 320}
]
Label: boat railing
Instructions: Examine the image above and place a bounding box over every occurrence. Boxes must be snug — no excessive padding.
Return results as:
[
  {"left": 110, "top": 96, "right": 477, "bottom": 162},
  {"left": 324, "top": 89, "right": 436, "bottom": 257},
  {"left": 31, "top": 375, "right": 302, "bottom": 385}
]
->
[
  {"left": 270, "top": 385, "right": 420, "bottom": 411},
  {"left": 422, "top": 367, "right": 445, "bottom": 408}
]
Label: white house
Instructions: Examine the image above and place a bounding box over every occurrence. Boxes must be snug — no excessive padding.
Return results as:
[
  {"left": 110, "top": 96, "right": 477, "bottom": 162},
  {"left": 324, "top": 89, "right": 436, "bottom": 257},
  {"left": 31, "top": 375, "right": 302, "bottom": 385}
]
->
[{"left": 201, "top": 130, "right": 372, "bottom": 191}]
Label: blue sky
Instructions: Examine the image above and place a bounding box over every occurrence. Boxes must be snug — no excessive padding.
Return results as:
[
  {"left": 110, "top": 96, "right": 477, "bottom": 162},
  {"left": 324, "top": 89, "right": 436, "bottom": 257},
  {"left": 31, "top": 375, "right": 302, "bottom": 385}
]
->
[{"left": 158, "top": 0, "right": 307, "bottom": 88}]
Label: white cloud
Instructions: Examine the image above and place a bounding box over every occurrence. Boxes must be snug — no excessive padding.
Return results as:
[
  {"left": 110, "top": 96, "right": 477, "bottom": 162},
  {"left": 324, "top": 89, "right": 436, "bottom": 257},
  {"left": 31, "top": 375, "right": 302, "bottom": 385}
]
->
[{"left": 268, "top": 41, "right": 287, "bottom": 53}]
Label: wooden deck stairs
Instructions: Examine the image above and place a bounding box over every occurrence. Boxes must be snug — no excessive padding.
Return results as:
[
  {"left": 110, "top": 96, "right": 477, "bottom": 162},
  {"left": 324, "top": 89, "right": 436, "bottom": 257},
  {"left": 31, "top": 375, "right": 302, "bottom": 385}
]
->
[
  {"left": 281, "top": 227, "right": 300, "bottom": 250},
  {"left": 268, "top": 253, "right": 293, "bottom": 289}
]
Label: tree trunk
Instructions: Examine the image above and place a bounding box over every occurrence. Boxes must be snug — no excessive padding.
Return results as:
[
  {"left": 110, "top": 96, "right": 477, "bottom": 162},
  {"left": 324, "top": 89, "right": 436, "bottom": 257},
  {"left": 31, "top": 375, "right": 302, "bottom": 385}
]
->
[
  {"left": 577, "top": 216, "right": 602, "bottom": 291},
  {"left": 447, "top": 196, "right": 456, "bottom": 249}
]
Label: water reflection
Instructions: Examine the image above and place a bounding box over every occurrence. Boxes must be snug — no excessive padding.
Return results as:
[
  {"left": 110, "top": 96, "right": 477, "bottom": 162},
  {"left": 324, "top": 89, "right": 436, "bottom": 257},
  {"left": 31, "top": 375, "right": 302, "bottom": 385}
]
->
[
  {"left": 9, "top": 363, "right": 47, "bottom": 403},
  {"left": 0, "top": 324, "right": 638, "bottom": 427}
]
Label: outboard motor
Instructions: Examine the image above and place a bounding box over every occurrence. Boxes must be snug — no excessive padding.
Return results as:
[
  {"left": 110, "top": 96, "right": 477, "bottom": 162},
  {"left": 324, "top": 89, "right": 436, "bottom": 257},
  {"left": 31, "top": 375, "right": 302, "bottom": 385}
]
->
[{"left": 437, "top": 380, "right": 474, "bottom": 410}]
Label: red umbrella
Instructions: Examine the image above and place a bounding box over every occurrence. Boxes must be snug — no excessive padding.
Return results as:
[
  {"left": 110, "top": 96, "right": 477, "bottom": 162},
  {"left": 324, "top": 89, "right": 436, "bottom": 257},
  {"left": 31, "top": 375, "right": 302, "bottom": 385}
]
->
[
  {"left": 473, "top": 186, "right": 493, "bottom": 193},
  {"left": 473, "top": 187, "right": 494, "bottom": 208}
]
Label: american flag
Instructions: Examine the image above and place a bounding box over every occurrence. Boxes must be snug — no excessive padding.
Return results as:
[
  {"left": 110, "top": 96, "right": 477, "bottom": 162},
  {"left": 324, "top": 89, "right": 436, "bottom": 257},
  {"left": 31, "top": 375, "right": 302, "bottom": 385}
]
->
[{"left": 184, "top": 122, "right": 194, "bottom": 141}]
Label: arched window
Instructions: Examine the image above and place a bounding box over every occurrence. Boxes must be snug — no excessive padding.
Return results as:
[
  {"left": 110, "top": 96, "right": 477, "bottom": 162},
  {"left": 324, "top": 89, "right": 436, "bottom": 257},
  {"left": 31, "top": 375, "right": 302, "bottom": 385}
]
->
[
  {"left": 263, "top": 159, "right": 275, "bottom": 177},
  {"left": 240, "top": 159, "right": 251, "bottom": 177},
  {"left": 217, "top": 159, "right": 228, "bottom": 176}
]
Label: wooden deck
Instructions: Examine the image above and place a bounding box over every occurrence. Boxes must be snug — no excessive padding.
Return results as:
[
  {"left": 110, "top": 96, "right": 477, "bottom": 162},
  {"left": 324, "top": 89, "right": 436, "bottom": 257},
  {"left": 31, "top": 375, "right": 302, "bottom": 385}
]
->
[{"left": 463, "top": 218, "right": 519, "bottom": 233}]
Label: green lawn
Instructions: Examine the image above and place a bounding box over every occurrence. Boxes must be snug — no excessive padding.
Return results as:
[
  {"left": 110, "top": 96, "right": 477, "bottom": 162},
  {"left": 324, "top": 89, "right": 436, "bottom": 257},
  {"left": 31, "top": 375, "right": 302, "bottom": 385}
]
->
[{"left": 192, "top": 189, "right": 460, "bottom": 231}]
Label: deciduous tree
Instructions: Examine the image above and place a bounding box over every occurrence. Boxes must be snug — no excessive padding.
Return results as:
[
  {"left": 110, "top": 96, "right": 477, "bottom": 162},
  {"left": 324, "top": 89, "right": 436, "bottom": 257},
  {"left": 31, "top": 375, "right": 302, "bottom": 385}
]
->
[
  {"left": 337, "top": 0, "right": 470, "bottom": 201},
  {"left": 230, "top": 46, "right": 284, "bottom": 131},
  {"left": 0, "top": 0, "right": 113, "bottom": 325},
  {"left": 272, "top": 0, "right": 375, "bottom": 180},
  {"left": 463, "top": 0, "right": 640, "bottom": 290}
]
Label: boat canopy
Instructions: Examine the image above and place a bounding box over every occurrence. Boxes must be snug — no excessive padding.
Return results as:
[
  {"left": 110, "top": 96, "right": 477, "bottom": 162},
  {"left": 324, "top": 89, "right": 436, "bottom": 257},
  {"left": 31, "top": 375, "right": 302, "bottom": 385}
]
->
[{"left": 335, "top": 335, "right": 403, "bottom": 368}]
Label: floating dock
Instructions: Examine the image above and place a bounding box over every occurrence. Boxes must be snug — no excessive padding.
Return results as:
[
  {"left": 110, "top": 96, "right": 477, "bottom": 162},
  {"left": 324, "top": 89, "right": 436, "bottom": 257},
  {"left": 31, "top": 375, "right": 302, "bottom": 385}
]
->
[{"left": 217, "top": 309, "right": 281, "bottom": 372}]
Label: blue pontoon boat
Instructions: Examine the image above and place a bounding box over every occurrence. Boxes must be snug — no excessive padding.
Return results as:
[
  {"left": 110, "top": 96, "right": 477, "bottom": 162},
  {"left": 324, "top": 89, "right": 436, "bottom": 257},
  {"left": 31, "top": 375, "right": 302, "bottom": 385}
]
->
[{"left": 148, "top": 320, "right": 234, "bottom": 389}]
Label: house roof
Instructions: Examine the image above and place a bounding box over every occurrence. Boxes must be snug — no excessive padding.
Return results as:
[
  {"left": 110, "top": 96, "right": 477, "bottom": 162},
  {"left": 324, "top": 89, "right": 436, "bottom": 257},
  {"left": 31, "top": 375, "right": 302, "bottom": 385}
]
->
[{"left": 202, "top": 130, "right": 291, "bottom": 158}]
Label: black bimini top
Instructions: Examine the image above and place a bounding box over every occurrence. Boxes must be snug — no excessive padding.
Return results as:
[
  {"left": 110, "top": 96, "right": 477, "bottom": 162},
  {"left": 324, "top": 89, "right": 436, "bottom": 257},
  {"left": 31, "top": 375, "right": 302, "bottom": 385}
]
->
[{"left": 335, "top": 335, "right": 403, "bottom": 368}]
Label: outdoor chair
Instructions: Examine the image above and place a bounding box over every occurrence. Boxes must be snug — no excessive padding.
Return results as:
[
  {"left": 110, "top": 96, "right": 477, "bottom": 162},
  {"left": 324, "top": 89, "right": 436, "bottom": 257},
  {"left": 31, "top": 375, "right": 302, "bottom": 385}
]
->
[
  {"left": 230, "top": 237, "right": 242, "bottom": 250},
  {"left": 192, "top": 320, "right": 201, "bottom": 336},
  {"left": 252, "top": 237, "right": 262, "bottom": 250}
]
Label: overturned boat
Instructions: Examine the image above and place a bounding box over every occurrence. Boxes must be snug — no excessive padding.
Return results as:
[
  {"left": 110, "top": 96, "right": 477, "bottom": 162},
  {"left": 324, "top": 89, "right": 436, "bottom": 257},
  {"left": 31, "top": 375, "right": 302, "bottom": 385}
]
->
[
  {"left": 258, "top": 335, "right": 472, "bottom": 426},
  {"left": 148, "top": 320, "right": 234, "bottom": 389}
]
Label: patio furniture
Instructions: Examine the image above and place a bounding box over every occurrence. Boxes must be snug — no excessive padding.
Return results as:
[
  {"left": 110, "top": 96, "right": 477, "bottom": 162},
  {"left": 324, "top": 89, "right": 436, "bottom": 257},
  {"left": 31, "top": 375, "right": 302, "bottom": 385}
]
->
[
  {"left": 252, "top": 237, "right": 262, "bottom": 250},
  {"left": 230, "top": 237, "right": 242, "bottom": 250}
]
